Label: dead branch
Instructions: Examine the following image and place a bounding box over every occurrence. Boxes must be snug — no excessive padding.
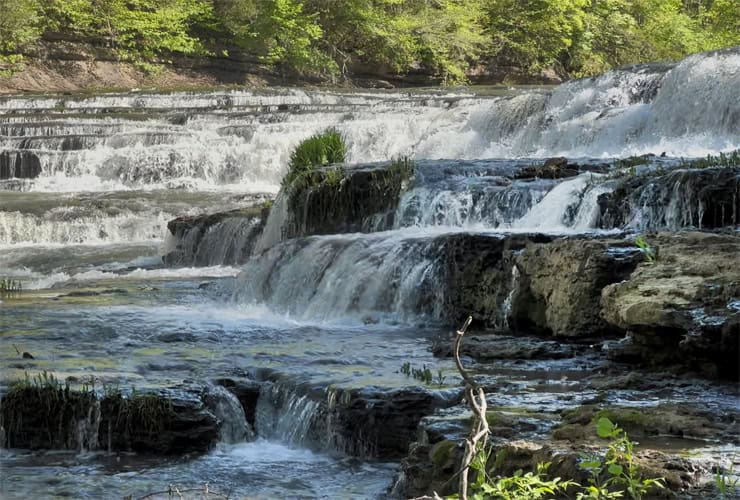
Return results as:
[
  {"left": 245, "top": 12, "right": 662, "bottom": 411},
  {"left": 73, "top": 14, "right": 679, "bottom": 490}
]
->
[{"left": 453, "top": 316, "right": 489, "bottom": 500}]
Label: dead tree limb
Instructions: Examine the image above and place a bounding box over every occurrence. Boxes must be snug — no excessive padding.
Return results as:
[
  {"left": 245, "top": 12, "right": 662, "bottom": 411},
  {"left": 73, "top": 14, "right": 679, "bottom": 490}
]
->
[{"left": 453, "top": 316, "right": 489, "bottom": 500}]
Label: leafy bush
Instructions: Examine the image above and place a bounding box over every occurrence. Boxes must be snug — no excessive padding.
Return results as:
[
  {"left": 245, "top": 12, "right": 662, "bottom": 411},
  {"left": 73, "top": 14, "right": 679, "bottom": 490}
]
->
[
  {"left": 283, "top": 128, "right": 346, "bottom": 188},
  {"left": 457, "top": 417, "right": 665, "bottom": 500},
  {"left": 577, "top": 417, "right": 665, "bottom": 499}
]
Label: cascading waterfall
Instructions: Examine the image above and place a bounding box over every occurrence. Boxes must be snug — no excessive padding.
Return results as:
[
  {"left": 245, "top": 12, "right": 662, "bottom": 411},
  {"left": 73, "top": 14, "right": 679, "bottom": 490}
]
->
[
  {"left": 511, "top": 173, "right": 610, "bottom": 232},
  {"left": 2, "top": 48, "right": 738, "bottom": 193},
  {"left": 0, "top": 209, "right": 170, "bottom": 246},
  {"left": 207, "top": 386, "right": 255, "bottom": 444},
  {"left": 234, "top": 232, "right": 445, "bottom": 322},
  {"left": 254, "top": 382, "right": 321, "bottom": 446}
]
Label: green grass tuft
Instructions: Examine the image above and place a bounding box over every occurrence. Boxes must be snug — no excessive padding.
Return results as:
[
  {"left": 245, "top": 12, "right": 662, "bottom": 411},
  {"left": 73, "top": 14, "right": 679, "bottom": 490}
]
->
[{"left": 283, "top": 128, "right": 346, "bottom": 188}]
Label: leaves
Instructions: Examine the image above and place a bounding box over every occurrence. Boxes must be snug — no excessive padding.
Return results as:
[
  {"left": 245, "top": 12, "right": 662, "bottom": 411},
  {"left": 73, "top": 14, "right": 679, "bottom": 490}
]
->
[{"left": 597, "top": 416, "right": 619, "bottom": 438}]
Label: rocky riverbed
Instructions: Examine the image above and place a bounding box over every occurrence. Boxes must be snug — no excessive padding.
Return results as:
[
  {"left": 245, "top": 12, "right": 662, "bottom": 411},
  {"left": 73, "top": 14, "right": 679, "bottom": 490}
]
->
[{"left": 2, "top": 48, "right": 739, "bottom": 499}]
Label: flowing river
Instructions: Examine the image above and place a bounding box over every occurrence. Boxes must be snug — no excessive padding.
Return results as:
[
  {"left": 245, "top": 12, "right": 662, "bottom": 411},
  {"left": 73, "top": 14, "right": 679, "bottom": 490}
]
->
[{"left": 1, "top": 47, "right": 739, "bottom": 499}]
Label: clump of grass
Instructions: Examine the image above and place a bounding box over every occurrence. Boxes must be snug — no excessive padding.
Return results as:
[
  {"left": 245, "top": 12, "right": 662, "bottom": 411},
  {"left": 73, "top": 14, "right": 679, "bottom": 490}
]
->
[
  {"left": 388, "top": 156, "right": 415, "bottom": 179},
  {"left": 400, "top": 362, "right": 445, "bottom": 386},
  {"left": 1, "top": 371, "right": 97, "bottom": 449},
  {"left": 283, "top": 128, "right": 346, "bottom": 188},
  {"left": 1, "top": 278, "right": 22, "bottom": 298},
  {"left": 679, "top": 150, "right": 740, "bottom": 169}
]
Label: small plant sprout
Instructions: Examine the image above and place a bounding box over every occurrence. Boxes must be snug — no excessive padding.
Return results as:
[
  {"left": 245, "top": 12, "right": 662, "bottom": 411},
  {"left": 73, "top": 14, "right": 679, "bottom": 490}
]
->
[
  {"left": 435, "top": 369, "right": 446, "bottom": 387},
  {"left": 634, "top": 235, "right": 658, "bottom": 263},
  {"left": 715, "top": 462, "right": 740, "bottom": 498},
  {"left": 577, "top": 417, "right": 665, "bottom": 500}
]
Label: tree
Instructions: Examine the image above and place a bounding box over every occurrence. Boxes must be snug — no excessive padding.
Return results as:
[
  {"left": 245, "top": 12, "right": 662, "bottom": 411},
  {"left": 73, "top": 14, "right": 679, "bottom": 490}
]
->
[
  {"left": 484, "top": 0, "right": 589, "bottom": 74},
  {"left": 0, "top": 0, "right": 42, "bottom": 62}
]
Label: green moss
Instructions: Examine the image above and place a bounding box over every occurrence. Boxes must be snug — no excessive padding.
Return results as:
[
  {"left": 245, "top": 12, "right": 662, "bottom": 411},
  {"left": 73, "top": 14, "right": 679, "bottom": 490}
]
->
[{"left": 431, "top": 439, "right": 457, "bottom": 467}]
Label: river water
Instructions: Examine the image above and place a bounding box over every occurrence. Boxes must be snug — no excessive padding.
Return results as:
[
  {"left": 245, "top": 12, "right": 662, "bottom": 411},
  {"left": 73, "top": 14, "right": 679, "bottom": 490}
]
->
[{"left": 1, "top": 48, "right": 739, "bottom": 498}]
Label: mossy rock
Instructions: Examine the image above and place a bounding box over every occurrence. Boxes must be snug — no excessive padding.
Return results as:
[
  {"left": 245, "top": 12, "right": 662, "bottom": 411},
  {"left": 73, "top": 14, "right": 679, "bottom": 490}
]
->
[
  {"left": 430, "top": 439, "right": 457, "bottom": 468},
  {"left": 0, "top": 382, "right": 97, "bottom": 449}
]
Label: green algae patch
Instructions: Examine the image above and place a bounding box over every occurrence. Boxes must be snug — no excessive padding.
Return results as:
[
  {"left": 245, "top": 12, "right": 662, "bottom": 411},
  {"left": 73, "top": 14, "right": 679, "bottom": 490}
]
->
[
  {"left": 133, "top": 347, "right": 168, "bottom": 356},
  {"left": 431, "top": 439, "right": 457, "bottom": 467}
]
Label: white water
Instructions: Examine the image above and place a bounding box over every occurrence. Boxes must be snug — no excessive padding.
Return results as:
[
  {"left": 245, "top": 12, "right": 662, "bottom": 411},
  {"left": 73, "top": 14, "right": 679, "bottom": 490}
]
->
[
  {"left": 1, "top": 48, "right": 738, "bottom": 196},
  {"left": 1, "top": 49, "right": 738, "bottom": 500}
]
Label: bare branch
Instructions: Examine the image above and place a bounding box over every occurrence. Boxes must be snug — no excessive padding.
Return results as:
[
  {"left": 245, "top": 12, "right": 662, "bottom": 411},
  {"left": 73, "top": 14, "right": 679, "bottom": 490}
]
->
[{"left": 452, "top": 316, "right": 489, "bottom": 500}]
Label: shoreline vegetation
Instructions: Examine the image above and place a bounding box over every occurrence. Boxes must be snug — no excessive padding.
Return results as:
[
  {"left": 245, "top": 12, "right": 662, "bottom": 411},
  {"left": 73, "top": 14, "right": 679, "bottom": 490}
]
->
[{"left": 1, "top": 0, "right": 739, "bottom": 93}]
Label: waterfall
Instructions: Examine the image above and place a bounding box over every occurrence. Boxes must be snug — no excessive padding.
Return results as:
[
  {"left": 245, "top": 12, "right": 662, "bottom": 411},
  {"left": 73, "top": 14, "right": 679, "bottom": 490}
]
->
[
  {"left": 2, "top": 48, "right": 738, "bottom": 192},
  {"left": 207, "top": 386, "right": 255, "bottom": 444},
  {"left": 511, "top": 173, "right": 609, "bottom": 232},
  {"left": 254, "top": 382, "right": 321, "bottom": 446},
  {"left": 233, "top": 231, "right": 445, "bottom": 323},
  {"left": 0, "top": 209, "right": 171, "bottom": 246}
]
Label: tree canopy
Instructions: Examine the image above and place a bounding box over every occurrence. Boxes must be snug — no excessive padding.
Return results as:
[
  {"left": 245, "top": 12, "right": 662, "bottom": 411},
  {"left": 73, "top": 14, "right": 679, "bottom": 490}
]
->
[{"left": 1, "top": 0, "right": 738, "bottom": 81}]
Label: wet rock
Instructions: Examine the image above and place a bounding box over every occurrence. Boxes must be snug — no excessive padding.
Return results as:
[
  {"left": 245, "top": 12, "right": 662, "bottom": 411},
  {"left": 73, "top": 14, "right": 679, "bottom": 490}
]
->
[
  {"left": 515, "top": 157, "right": 579, "bottom": 180},
  {"left": 597, "top": 166, "right": 740, "bottom": 230},
  {"left": 282, "top": 161, "right": 414, "bottom": 239},
  {"left": 601, "top": 232, "right": 740, "bottom": 379},
  {"left": 433, "top": 334, "right": 577, "bottom": 360},
  {"left": 513, "top": 238, "right": 643, "bottom": 337},
  {"left": 323, "top": 386, "right": 462, "bottom": 459},
  {"left": 440, "top": 232, "right": 553, "bottom": 327},
  {"left": 1, "top": 382, "right": 220, "bottom": 454},
  {"left": 164, "top": 206, "right": 268, "bottom": 266},
  {"left": 553, "top": 403, "right": 739, "bottom": 444},
  {"left": 0, "top": 151, "right": 42, "bottom": 180},
  {"left": 99, "top": 386, "right": 219, "bottom": 454}
]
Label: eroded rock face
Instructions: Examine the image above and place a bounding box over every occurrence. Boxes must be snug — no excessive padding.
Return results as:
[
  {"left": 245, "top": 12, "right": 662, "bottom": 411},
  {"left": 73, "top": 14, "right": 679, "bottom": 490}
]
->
[
  {"left": 1, "top": 384, "right": 220, "bottom": 454},
  {"left": 164, "top": 206, "right": 268, "bottom": 266},
  {"left": 323, "top": 386, "right": 462, "bottom": 459},
  {"left": 513, "top": 239, "right": 643, "bottom": 337},
  {"left": 598, "top": 166, "right": 740, "bottom": 230},
  {"left": 601, "top": 232, "right": 740, "bottom": 378},
  {"left": 440, "top": 232, "right": 553, "bottom": 328}
]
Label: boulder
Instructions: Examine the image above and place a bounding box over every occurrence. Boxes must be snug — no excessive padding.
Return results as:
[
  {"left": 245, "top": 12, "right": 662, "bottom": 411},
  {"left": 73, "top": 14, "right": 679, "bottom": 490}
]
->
[
  {"left": 601, "top": 232, "right": 740, "bottom": 378},
  {"left": 282, "top": 161, "right": 414, "bottom": 239},
  {"left": 513, "top": 238, "right": 643, "bottom": 337}
]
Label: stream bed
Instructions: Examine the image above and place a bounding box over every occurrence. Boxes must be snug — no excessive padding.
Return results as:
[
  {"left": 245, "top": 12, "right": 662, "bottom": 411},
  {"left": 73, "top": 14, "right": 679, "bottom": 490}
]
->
[{"left": 2, "top": 47, "right": 740, "bottom": 499}]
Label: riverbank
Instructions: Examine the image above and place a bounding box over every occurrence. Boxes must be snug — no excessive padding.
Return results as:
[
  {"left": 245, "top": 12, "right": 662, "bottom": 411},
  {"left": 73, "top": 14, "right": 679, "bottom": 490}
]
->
[{"left": 0, "top": 38, "right": 561, "bottom": 95}]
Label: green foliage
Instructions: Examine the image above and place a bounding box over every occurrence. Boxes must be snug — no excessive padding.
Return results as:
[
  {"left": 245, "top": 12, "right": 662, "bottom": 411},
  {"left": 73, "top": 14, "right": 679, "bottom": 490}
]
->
[
  {"left": 486, "top": 0, "right": 588, "bottom": 73},
  {"left": 469, "top": 457, "right": 575, "bottom": 500},
  {"left": 715, "top": 463, "right": 740, "bottom": 498},
  {"left": 0, "top": 0, "right": 41, "bottom": 70},
  {"left": 400, "top": 362, "right": 445, "bottom": 386},
  {"left": 678, "top": 150, "right": 740, "bottom": 169},
  {"left": 0, "top": 278, "right": 23, "bottom": 297},
  {"left": 2, "top": 0, "right": 739, "bottom": 80},
  {"left": 453, "top": 417, "right": 666, "bottom": 500},
  {"left": 634, "top": 235, "right": 658, "bottom": 264},
  {"left": 284, "top": 128, "right": 346, "bottom": 188},
  {"left": 35, "top": 0, "right": 211, "bottom": 62},
  {"left": 577, "top": 417, "right": 666, "bottom": 500}
]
